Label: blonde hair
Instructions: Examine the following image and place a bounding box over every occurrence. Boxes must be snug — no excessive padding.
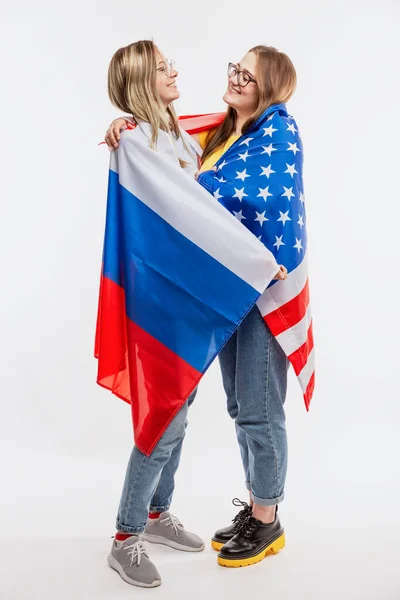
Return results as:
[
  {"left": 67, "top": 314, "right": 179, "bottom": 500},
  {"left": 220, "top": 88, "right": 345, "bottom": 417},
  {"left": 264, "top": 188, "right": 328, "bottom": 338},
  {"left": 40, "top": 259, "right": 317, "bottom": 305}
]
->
[
  {"left": 202, "top": 45, "right": 297, "bottom": 163},
  {"left": 107, "top": 40, "right": 183, "bottom": 151}
]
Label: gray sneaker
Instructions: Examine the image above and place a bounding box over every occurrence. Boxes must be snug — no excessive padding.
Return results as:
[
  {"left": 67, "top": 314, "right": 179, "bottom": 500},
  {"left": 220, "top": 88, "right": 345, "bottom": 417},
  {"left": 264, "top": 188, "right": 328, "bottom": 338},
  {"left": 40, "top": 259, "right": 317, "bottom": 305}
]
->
[
  {"left": 107, "top": 534, "right": 162, "bottom": 588},
  {"left": 143, "top": 512, "right": 205, "bottom": 552}
]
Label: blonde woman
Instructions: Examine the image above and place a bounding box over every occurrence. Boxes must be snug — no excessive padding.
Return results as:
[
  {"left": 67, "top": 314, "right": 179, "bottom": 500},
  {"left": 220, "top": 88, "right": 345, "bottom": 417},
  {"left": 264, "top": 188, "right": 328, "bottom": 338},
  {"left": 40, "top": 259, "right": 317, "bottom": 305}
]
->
[
  {"left": 104, "top": 41, "right": 206, "bottom": 589},
  {"left": 104, "top": 44, "right": 313, "bottom": 573}
]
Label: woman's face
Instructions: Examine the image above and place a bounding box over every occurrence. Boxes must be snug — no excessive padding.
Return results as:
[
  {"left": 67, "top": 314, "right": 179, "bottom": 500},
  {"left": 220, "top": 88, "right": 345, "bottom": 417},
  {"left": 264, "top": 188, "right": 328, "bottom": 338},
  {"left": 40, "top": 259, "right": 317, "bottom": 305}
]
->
[
  {"left": 223, "top": 51, "right": 259, "bottom": 115},
  {"left": 155, "top": 49, "right": 179, "bottom": 107}
]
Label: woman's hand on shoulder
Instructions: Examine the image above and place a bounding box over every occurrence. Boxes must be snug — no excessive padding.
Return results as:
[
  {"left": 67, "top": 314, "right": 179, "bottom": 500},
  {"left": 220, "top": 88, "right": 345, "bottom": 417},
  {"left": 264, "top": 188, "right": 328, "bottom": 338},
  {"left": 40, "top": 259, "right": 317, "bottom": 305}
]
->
[{"left": 105, "top": 118, "right": 129, "bottom": 150}]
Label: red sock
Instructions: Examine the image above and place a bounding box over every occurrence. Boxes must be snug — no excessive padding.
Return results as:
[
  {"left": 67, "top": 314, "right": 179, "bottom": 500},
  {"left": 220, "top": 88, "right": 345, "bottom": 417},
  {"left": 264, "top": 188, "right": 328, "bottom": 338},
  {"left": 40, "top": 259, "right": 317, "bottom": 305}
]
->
[
  {"left": 115, "top": 532, "right": 133, "bottom": 541},
  {"left": 148, "top": 512, "right": 161, "bottom": 519}
]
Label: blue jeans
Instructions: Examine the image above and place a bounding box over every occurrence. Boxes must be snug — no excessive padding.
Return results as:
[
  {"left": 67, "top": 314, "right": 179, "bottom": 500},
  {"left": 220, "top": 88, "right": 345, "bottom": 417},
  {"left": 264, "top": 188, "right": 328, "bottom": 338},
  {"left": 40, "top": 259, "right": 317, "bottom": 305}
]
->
[
  {"left": 117, "top": 391, "right": 197, "bottom": 533},
  {"left": 219, "top": 305, "right": 289, "bottom": 506}
]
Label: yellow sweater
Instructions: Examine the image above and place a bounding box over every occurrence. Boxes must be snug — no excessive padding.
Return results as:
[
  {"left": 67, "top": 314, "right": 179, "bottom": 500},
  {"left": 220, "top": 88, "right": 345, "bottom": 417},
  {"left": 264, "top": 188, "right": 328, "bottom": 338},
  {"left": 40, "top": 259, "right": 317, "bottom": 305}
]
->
[{"left": 198, "top": 130, "right": 239, "bottom": 172}]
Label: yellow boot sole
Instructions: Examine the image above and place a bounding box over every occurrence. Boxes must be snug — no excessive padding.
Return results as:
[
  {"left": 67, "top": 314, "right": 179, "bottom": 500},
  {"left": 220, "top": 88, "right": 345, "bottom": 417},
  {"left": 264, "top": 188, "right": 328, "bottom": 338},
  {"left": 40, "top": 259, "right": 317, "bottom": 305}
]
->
[
  {"left": 211, "top": 539, "right": 225, "bottom": 552},
  {"left": 217, "top": 532, "right": 285, "bottom": 568}
]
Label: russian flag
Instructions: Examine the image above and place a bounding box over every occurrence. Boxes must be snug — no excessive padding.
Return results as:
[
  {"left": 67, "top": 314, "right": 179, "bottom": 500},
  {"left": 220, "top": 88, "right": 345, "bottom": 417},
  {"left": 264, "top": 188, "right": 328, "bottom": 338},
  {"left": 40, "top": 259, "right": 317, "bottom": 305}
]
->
[{"left": 95, "top": 122, "right": 279, "bottom": 455}]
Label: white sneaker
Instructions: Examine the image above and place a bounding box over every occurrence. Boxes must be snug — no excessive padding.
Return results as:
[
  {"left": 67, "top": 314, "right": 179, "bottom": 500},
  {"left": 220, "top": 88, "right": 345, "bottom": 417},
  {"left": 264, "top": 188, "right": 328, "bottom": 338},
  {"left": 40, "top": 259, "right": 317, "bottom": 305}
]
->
[
  {"left": 108, "top": 534, "right": 162, "bottom": 588},
  {"left": 143, "top": 512, "right": 205, "bottom": 552}
]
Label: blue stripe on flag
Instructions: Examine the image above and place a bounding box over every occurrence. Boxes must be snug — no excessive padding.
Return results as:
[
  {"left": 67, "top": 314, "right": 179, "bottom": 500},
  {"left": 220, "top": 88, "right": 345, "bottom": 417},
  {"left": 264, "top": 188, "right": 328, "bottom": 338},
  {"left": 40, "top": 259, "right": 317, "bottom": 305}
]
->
[{"left": 103, "top": 170, "right": 259, "bottom": 372}]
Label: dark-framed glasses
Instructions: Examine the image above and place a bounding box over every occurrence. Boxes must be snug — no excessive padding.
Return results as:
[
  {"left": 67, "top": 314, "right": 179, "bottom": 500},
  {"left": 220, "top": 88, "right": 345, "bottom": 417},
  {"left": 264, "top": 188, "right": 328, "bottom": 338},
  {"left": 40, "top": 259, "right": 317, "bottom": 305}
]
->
[{"left": 227, "top": 62, "right": 257, "bottom": 87}]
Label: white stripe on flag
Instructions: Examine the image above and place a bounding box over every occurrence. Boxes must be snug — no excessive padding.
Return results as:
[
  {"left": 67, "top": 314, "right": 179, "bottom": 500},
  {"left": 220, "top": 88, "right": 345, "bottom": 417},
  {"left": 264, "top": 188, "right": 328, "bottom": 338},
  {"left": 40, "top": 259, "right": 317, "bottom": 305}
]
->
[
  {"left": 257, "top": 253, "right": 308, "bottom": 316},
  {"left": 298, "top": 348, "right": 315, "bottom": 393},
  {"left": 111, "top": 135, "right": 279, "bottom": 294},
  {"left": 276, "top": 303, "right": 312, "bottom": 356}
]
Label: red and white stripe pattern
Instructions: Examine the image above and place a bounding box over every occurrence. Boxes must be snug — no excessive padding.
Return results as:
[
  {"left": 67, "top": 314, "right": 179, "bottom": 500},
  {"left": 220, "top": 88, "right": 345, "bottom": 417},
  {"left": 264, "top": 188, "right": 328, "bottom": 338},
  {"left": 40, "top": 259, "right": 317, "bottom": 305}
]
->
[{"left": 257, "top": 253, "right": 315, "bottom": 408}]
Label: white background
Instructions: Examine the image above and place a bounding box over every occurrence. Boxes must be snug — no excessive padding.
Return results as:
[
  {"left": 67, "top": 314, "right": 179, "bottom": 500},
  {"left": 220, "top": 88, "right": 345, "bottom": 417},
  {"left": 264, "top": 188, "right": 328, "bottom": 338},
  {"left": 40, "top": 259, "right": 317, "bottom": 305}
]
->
[{"left": 1, "top": 0, "right": 400, "bottom": 598}]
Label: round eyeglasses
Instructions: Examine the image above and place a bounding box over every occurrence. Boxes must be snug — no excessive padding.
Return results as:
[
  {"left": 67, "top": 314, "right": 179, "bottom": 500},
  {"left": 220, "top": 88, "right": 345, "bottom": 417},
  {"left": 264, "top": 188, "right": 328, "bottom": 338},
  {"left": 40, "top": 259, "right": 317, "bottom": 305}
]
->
[
  {"left": 227, "top": 62, "right": 257, "bottom": 87},
  {"left": 156, "top": 59, "right": 176, "bottom": 77}
]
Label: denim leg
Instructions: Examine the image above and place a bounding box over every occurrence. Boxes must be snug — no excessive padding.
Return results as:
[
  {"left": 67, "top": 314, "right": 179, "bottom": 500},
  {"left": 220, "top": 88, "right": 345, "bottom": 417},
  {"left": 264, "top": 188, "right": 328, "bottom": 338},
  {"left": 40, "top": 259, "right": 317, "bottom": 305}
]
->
[
  {"left": 149, "top": 389, "right": 197, "bottom": 512},
  {"left": 234, "top": 305, "right": 289, "bottom": 506},
  {"left": 219, "top": 332, "right": 251, "bottom": 490},
  {"left": 116, "top": 400, "right": 190, "bottom": 533}
]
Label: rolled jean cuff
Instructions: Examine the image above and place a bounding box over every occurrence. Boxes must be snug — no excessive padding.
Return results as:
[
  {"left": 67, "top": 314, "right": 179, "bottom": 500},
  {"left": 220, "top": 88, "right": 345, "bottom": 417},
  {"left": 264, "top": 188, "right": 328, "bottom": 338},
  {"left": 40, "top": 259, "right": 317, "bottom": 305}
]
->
[
  {"left": 116, "top": 520, "right": 147, "bottom": 534},
  {"left": 251, "top": 491, "right": 284, "bottom": 506},
  {"left": 149, "top": 505, "right": 170, "bottom": 513},
  {"left": 245, "top": 480, "right": 251, "bottom": 491}
]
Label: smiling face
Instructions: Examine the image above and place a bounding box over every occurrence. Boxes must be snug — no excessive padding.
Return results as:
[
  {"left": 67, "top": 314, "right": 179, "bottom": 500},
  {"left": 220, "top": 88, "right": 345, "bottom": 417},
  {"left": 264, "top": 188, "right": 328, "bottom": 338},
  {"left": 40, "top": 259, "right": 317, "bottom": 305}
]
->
[
  {"left": 154, "top": 49, "right": 179, "bottom": 108},
  {"left": 223, "top": 51, "right": 260, "bottom": 116}
]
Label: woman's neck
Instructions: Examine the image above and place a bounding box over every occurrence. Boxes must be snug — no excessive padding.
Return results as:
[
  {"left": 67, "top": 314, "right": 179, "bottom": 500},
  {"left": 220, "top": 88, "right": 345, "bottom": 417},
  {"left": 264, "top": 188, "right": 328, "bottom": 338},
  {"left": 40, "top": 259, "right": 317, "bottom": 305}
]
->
[
  {"left": 234, "top": 111, "right": 252, "bottom": 136},
  {"left": 162, "top": 107, "right": 173, "bottom": 132}
]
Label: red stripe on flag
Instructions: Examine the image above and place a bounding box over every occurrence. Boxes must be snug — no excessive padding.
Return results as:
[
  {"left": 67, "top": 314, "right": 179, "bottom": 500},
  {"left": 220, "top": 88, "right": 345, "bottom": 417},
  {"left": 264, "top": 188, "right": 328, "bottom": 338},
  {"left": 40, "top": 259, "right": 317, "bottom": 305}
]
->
[
  {"left": 178, "top": 113, "right": 226, "bottom": 134},
  {"left": 125, "top": 317, "right": 201, "bottom": 455},
  {"left": 303, "top": 371, "right": 315, "bottom": 410},
  {"left": 95, "top": 271, "right": 130, "bottom": 402},
  {"left": 288, "top": 320, "right": 314, "bottom": 376},
  {"left": 95, "top": 275, "right": 201, "bottom": 455},
  {"left": 265, "top": 278, "right": 310, "bottom": 337}
]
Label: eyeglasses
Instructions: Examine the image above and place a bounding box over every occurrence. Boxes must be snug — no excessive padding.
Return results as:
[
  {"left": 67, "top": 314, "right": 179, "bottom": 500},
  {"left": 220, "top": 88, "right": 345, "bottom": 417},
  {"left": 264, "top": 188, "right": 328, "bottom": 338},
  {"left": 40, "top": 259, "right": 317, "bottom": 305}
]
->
[
  {"left": 227, "top": 62, "right": 257, "bottom": 87},
  {"left": 156, "top": 59, "right": 176, "bottom": 77}
]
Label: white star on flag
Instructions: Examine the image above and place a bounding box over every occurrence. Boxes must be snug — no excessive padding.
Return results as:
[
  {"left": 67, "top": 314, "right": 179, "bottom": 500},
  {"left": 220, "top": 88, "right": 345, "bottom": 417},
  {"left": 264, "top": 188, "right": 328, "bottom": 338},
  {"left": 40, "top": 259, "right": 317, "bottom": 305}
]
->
[
  {"left": 233, "top": 187, "right": 248, "bottom": 201},
  {"left": 284, "top": 163, "right": 298, "bottom": 178},
  {"left": 277, "top": 210, "right": 291, "bottom": 225},
  {"left": 287, "top": 142, "right": 300, "bottom": 155},
  {"left": 233, "top": 209, "right": 246, "bottom": 221},
  {"left": 239, "top": 138, "right": 254, "bottom": 147},
  {"left": 299, "top": 191, "right": 305, "bottom": 204},
  {"left": 238, "top": 150, "right": 250, "bottom": 162},
  {"left": 286, "top": 122, "right": 298, "bottom": 134},
  {"left": 261, "top": 144, "right": 276, "bottom": 157},
  {"left": 235, "top": 169, "right": 251, "bottom": 181},
  {"left": 218, "top": 160, "right": 227, "bottom": 170},
  {"left": 282, "top": 186, "right": 295, "bottom": 201},
  {"left": 298, "top": 214, "right": 304, "bottom": 228},
  {"left": 213, "top": 188, "right": 223, "bottom": 200},
  {"left": 260, "top": 164, "right": 276, "bottom": 178},
  {"left": 273, "top": 235, "right": 285, "bottom": 249},
  {"left": 257, "top": 186, "right": 273, "bottom": 201},
  {"left": 254, "top": 210, "right": 269, "bottom": 225},
  {"left": 263, "top": 124, "right": 278, "bottom": 137},
  {"left": 216, "top": 175, "right": 227, "bottom": 183},
  {"left": 293, "top": 238, "right": 303, "bottom": 253}
]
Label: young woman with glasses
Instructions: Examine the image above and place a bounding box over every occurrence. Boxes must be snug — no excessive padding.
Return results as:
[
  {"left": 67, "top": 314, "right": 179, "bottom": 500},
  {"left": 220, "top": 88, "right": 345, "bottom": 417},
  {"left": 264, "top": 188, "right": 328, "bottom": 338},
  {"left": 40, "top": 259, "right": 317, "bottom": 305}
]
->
[{"left": 104, "top": 41, "right": 207, "bottom": 590}]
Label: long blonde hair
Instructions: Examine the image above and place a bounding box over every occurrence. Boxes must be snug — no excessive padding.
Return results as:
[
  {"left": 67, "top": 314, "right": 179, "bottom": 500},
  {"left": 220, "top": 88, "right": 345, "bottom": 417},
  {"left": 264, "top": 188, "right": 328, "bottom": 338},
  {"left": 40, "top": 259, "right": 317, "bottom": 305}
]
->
[
  {"left": 202, "top": 45, "right": 297, "bottom": 163},
  {"left": 107, "top": 40, "right": 183, "bottom": 150}
]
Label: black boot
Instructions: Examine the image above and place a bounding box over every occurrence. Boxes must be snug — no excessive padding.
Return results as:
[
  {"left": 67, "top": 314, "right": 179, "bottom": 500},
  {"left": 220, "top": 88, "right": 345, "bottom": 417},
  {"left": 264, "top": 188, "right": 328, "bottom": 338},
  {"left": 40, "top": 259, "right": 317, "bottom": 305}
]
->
[
  {"left": 211, "top": 498, "right": 253, "bottom": 551},
  {"left": 217, "top": 509, "right": 285, "bottom": 567}
]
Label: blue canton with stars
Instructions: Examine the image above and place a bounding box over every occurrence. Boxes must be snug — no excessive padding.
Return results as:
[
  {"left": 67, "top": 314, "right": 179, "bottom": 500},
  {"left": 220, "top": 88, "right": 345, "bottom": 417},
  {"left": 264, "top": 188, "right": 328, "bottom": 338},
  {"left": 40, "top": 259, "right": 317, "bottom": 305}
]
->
[{"left": 197, "top": 103, "right": 307, "bottom": 276}]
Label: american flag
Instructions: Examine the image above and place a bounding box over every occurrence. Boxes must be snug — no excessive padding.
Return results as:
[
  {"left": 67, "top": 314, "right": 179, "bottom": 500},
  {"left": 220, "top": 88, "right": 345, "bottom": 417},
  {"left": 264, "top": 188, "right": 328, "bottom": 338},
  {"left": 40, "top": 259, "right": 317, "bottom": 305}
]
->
[{"left": 197, "top": 103, "right": 315, "bottom": 408}]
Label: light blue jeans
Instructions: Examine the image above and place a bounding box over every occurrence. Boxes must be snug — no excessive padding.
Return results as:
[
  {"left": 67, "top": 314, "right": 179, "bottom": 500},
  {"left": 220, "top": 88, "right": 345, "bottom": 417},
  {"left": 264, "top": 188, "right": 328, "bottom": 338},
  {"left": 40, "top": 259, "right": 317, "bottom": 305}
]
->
[
  {"left": 219, "top": 305, "right": 289, "bottom": 506},
  {"left": 117, "top": 391, "right": 197, "bottom": 534},
  {"left": 117, "top": 305, "right": 288, "bottom": 532}
]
